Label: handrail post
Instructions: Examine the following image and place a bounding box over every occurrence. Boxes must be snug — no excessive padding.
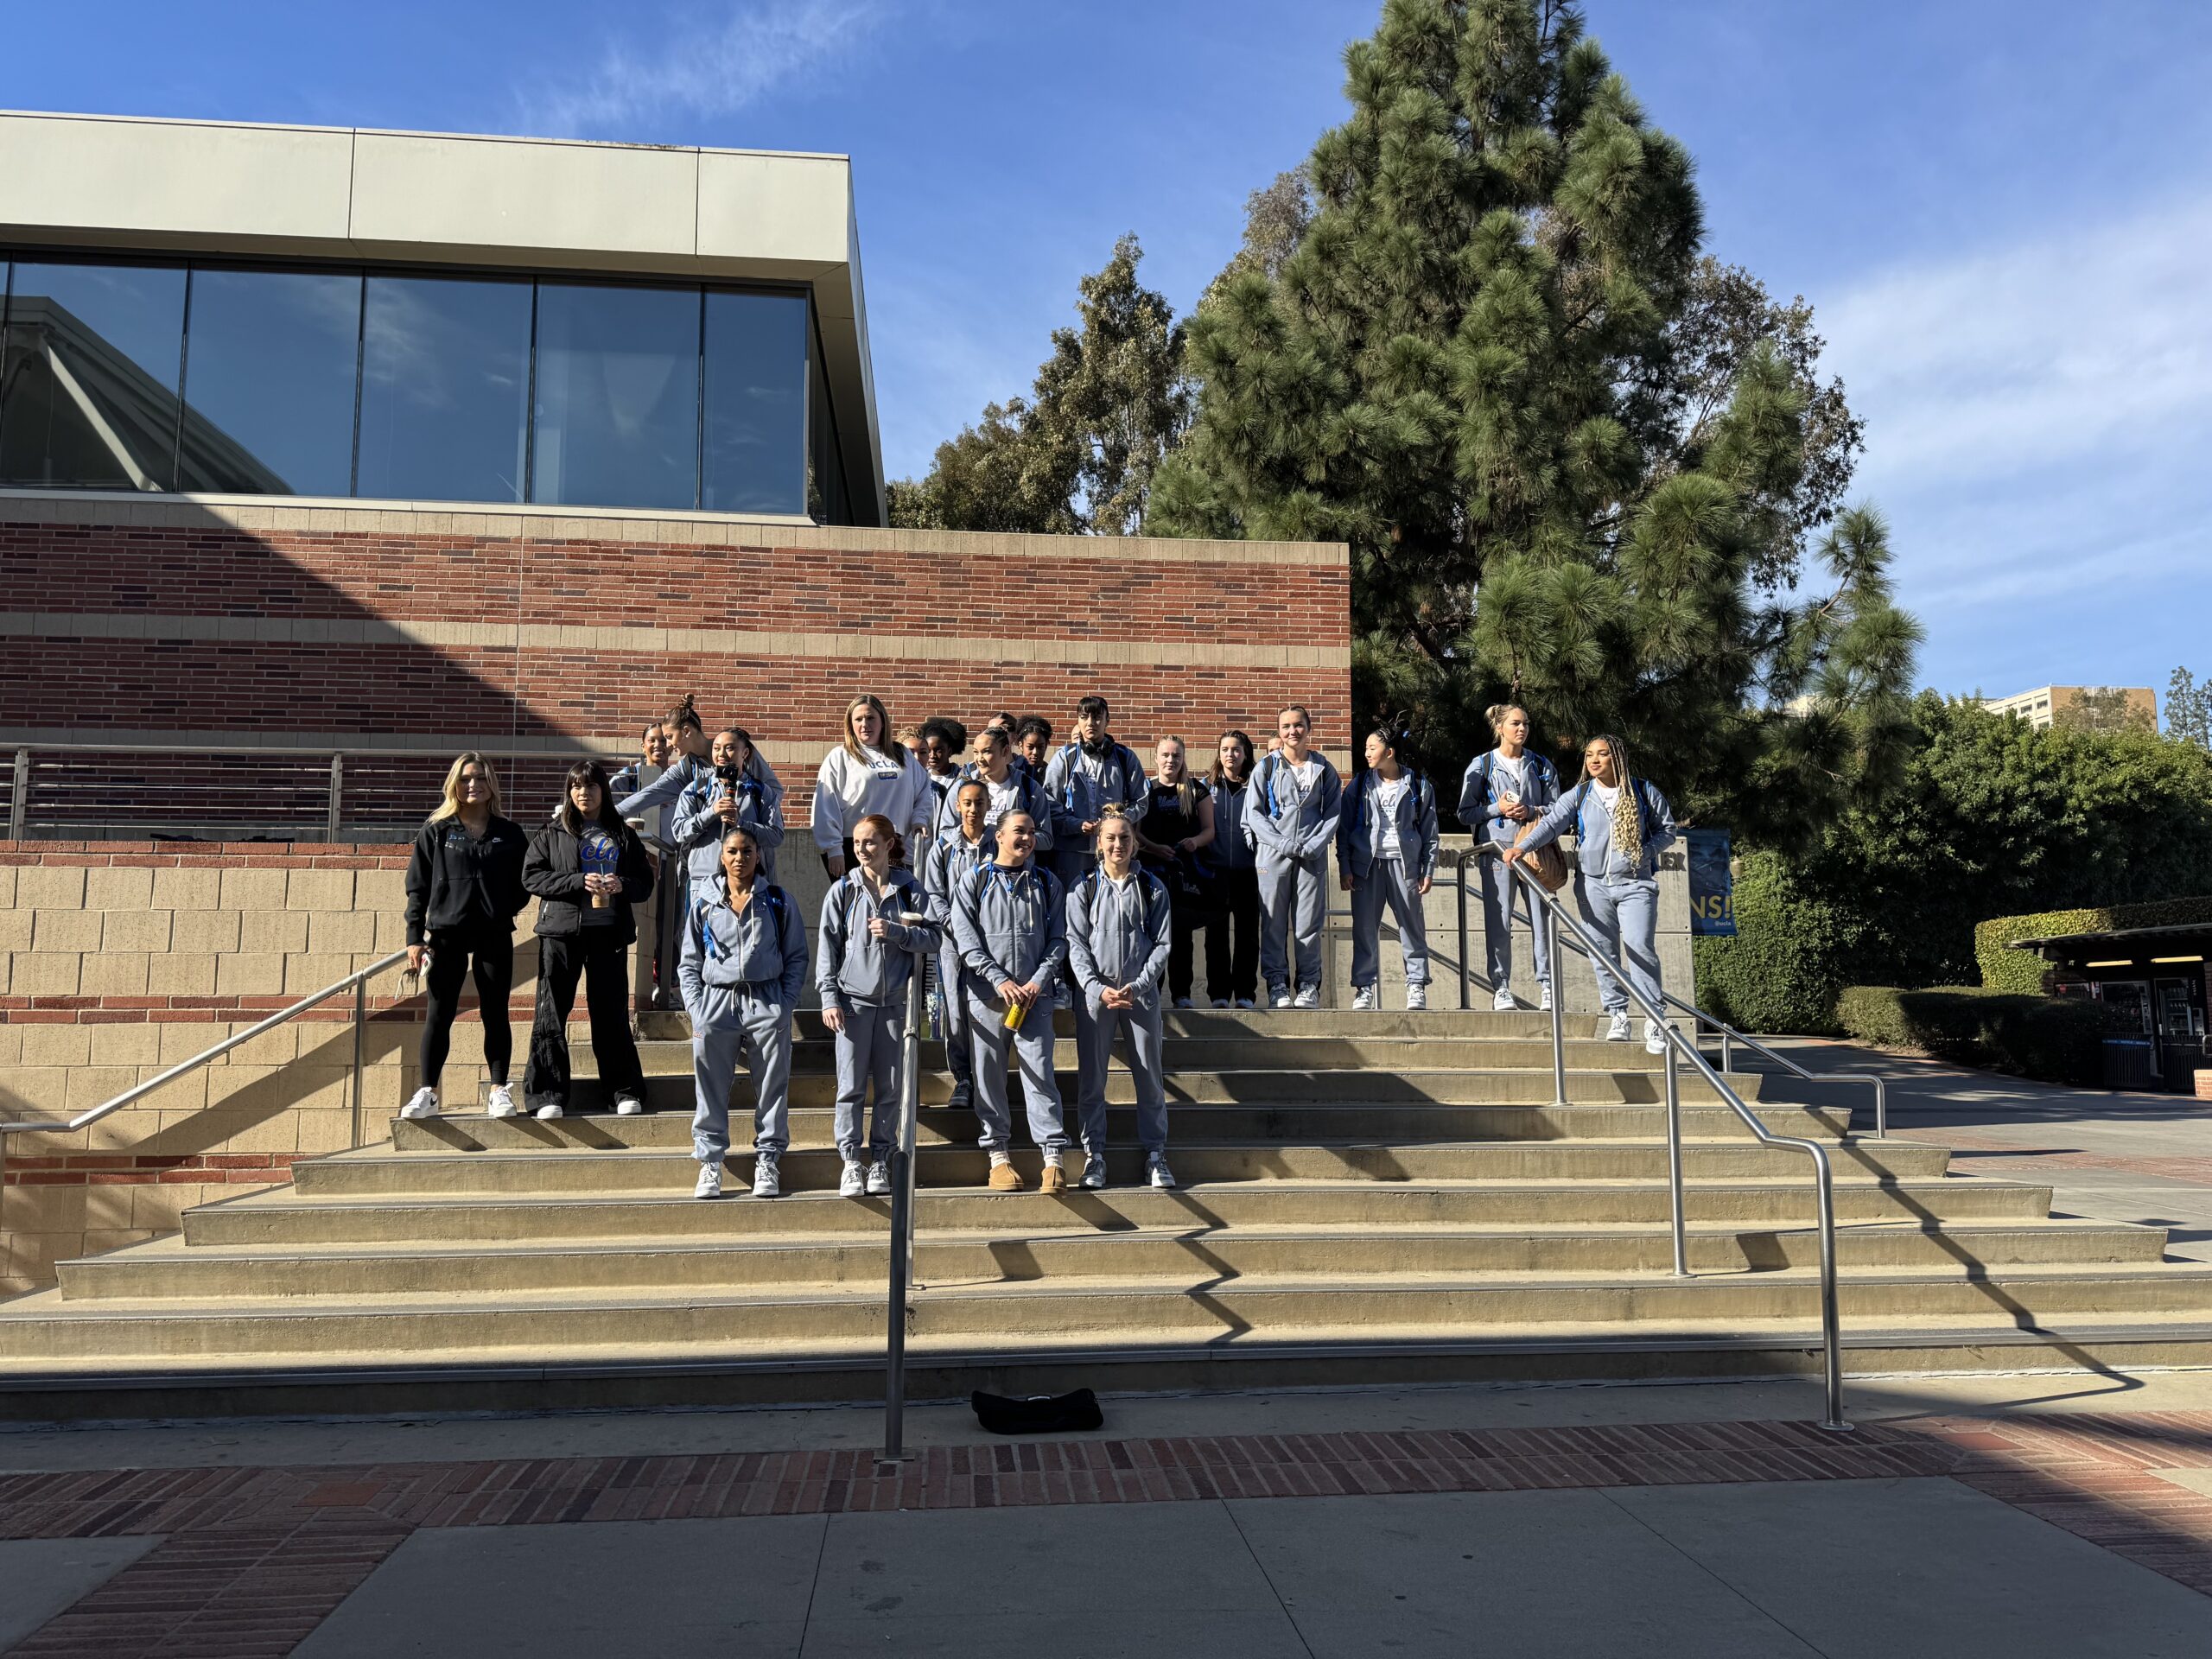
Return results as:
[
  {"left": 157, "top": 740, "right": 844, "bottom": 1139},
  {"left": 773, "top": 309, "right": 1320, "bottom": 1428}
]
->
[
  {"left": 1454, "top": 852, "right": 1470, "bottom": 1010},
  {"left": 327, "top": 753, "right": 345, "bottom": 841},
  {"left": 351, "top": 977, "right": 367, "bottom": 1149},
  {"left": 1812, "top": 1144, "right": 1847, "bottom": 1431},
  {"left": 882, "top": 929, "right": 928, "bottom": 1463},
  {"left": 1720, "top": 1027, "right": 1732, "bottom": 1073},
  {"left": 8, "top": 747, "right": 29, "bottom": 842},
  {"left": 1547, "top": 937, "right": 1568, "bottom": 1109},
  {"left": 1663, "top": 1032, "right": 1688, "bottom": 1276}
]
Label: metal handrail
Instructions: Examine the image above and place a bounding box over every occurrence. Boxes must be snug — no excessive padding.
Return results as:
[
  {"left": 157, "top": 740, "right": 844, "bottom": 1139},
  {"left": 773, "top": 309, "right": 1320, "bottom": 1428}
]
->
[
  {"left": 0, "top": 949, "right": 414, "bottom": 1185},
  {"left": 1463, "top": 845, "right": 1851, "bottom": 1432},
  {"left": 880, "top": 918, "right": 932, "bottom": 1462},
  {"left": 1666, "top": 995, "right": 1888, "bottom": 1139}
]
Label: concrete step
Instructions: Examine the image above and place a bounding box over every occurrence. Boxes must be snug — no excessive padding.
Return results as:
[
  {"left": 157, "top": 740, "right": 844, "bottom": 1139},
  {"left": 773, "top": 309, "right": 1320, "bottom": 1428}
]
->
[
  {"left": 630, "top": 1008, "right": 1616, "bottom": 1043},
  {"left": 607, "top": 1035, "right": 1709, "bottom": 1076},
  {"left": 10, "top": 1263, "right": 2212, "bottom": 1359},
  {"left": 538, "top": 1068, "right": 1773, "bottom": 1110},
  {"left": 391, "top": 1098, "right": 1849, "bottom": 1154},
  {"left": 296, "top": 1138, "right": 1953, "bottom": 1198},
  {"left": 55, "top": 1218, "right": 2169, "bottom": 1301},
  {"left": 181, "top": 1176, "right": 2058, "bottom": 1249}
]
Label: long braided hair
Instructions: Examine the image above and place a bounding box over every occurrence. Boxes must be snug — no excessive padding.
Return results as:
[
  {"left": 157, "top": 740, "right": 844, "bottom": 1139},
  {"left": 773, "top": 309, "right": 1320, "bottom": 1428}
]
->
[{"left": 1584, "top": 733, "right": 1641, "bottom": 867}]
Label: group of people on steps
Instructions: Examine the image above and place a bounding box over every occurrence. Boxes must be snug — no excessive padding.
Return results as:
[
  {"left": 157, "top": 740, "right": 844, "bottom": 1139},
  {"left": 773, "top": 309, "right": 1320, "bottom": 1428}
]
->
[{"left": 397, "top": 694, "right": 1677, "bottom": 1200}]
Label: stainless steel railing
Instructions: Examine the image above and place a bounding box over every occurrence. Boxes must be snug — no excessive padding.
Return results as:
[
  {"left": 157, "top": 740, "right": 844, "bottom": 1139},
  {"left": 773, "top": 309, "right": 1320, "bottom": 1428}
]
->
[
  {"left": 0, "top": 948, "right": 414, "bottom": 1198},
  {"left": 880, "top": 917, "right": 933, "bottom": 1462},
  {"left": 1454, "top": 846, "right": 1851, "bottom": 1432},
  {"left": 1667, "top": 995, "right": 1889, "bottom": 1139}
]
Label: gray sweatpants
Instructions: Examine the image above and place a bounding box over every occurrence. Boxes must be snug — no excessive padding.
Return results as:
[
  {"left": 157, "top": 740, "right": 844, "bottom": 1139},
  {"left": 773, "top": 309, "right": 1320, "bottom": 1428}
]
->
[
  {"left": 1480, "top": 855, "right": 1552, "bottom": 991},
  {"left": 938, "top": 944, "right": 975, "bottom": 1106},
  {"left": 1581, "top": 875, "right": 1661, "bottom": 1017},
  {"left": 832, "top": 1001, "right": 905, "bottom": 1162},
  {"left": 1350, "top": 855, "right": 1429, "bottom": 988},
  {"left": 691, "top": 992, "right": 793, "bottom": 1163},
  {"left": 964, "top": 988, "right": 1070, "bottom": 1154},
  {"left": 1073, "top": 988, "right": 1169, "bottom": 1156},
  {"left": 1256, "top": 848, "right": 1328, "bottom": 995}
]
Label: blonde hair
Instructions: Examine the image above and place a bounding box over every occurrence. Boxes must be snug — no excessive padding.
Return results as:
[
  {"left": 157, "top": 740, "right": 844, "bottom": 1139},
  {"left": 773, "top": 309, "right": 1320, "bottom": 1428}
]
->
[
  {"left": 842, "top": 694, "right": 894, "bottom": 763},
  {"left": 429, "top": 752, "right": 502, "bottom": 823},
  {"left": 1486, "top": 702, "right": 1529, "bottom": 734}
]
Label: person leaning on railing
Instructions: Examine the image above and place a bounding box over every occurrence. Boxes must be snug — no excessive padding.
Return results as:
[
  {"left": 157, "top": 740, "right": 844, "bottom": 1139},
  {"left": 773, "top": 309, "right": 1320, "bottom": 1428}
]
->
[
  {"left": 400, "top": 753, "right": 532, "bottom": 1122},
  {"left": 521, "top": 761, "right": 655, "bottom": 1119},
  {"left": 682, "top": 826, "right": 809, "bottom": 1201},
  {"left": 1503, "top": 732, "right": 1678, "bottom": 1054}
]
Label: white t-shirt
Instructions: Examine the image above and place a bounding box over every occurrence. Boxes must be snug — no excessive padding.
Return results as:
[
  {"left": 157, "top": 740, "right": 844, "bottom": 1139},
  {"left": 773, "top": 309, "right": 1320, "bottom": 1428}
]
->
[
  {"left": 1375, "top": 774, "right": 1409, "bottom": 858},
  {"left": 985, "top": 772, "right": 1022, "bottom": 828},
  {"left": 1490, "top": 752, "right": 1529, "bottom": 808}
]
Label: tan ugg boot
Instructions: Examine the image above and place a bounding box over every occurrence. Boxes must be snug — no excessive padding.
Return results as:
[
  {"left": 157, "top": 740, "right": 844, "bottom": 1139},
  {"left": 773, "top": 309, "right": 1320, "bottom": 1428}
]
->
[
  {"left": 988, "top": 1161, "right": 1028, "bottom": 1192},
  {"left": 1038, "top": 1162, "right": 1067, "bottom": 1196}
]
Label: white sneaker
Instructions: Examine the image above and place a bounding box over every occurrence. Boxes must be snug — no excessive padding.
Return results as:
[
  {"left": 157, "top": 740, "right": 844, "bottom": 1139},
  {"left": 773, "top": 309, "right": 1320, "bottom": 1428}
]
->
[
  {"left": 694, "top": 1163, "right": 723, "bottom": 1199},
  {"left": 535, "top": 1100, "right": 564, "bottom": 1121},
  {"left": 1147, "top": 1156, "right": 1176, "bottom": 1189},
  {"left": 1406, "top": 983, "right": 1427, "bottom": 1012},
  {"left": 752, "top": 1156, "right": 781, "bottom": 1198},
  {"left": 839, "top": 1159, "right": 867, "bottom": 1198},
  {"left": 1644, "top": 1020, "right": 1668, "bottom": 1056},
  {"left": 1351, "top": 986, "right": 1377, "bottom": 1011},
  {"left": 1270, "top": 988, "right": 1294, "bottom": 1009},
  {"left": 1492, "top": 983, "right": 1518, "bottom": 1013},
  {"left": 1539, "top": 985, "right": 1554, "bottom": 1012},
  {"left": 867, "top": 1161, "right": 893, "bottom": 1197},
  {"left": 485, "top": 1084, "right": 518, "bottom": 1119},
  {"left": 1173, "top": 996, "right": 1195, "bottom": 1009},
  {"left": 614, "top": 1093, "right": 645, "bottom": 1116},
  {"left": 1293, "top": 986, "right": 1319, "bottom": 1009},
  {"left": 1211, "top": 998, "right": 1231, "bottom": 1009},
  {"left": 1605, "top": 1011, "right": 1631, "bottom": 1043},
  {"left": 399, "top": 1087, "right": 440, "bottom": 1121},
  {"left": 1080, "top": 1154, "right": 1109, "bottom": 1190}
]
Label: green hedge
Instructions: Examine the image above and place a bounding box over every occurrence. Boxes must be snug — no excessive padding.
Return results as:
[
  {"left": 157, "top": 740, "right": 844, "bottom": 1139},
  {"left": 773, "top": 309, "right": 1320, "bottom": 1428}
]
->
[
  {"left": 1693, "top": 849, "right": 1858, "bottom": 1035},
  {"left": 1836, "top": 984, "right": 2130, "bottom": 1085},
  {"left": 1976, "top": 895, "right": 2212, "bottom": 995}
]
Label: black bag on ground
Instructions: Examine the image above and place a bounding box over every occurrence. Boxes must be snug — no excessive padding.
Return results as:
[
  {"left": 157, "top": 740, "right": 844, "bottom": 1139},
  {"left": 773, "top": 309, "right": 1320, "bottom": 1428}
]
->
[{"left": 970, "top": 1388, "right": 1103, "bottom": 1435}]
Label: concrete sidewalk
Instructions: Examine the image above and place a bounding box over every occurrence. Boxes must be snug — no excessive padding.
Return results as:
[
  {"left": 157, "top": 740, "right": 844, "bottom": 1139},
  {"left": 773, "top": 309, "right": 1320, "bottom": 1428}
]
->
[{"left": 1757, "top": 1038, "right": 2212, "bottom": 1262}]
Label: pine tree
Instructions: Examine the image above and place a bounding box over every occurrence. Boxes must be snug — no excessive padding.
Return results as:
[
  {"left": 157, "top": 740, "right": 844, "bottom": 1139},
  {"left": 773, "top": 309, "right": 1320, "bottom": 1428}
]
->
[
  {"left": 1148, "top": 0, "right": 1918, "bottom": 844},
  {"left": 889, "top": 235, "right": 1187, "bottom": 536},
  {"left": 2168, "top": 667, "right": 2211, "bottom": 750}
]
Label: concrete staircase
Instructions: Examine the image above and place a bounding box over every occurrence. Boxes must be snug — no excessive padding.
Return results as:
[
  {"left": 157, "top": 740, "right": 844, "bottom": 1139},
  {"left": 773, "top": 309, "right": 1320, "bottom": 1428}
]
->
[{"left": 6, "top": 1007, "right": 2212, "bottom": 1418}]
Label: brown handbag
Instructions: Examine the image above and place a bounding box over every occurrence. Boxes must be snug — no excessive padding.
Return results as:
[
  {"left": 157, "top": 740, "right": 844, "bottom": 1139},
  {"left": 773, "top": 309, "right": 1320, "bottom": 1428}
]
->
[{"left": 1512, "top": 820, "right": 1571, "bottom": 894}]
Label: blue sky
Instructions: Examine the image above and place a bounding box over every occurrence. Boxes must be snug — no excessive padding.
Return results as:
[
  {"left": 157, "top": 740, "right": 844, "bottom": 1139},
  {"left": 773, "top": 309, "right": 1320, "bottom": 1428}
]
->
[{"left": 9, "top": 0, "right": 2209, "bottom": 707}]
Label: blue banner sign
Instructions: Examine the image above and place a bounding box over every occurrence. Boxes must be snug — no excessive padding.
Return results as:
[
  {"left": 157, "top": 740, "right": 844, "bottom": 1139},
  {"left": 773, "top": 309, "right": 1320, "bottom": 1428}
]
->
[{"left": 1688, "top": 829, "right": 1735, "bottom": 938}]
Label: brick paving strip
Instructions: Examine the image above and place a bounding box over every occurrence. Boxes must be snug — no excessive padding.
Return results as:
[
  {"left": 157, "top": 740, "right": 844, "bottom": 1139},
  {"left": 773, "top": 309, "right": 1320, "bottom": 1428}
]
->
[{"left": 5, "top": 1411, "right": 2212, "bottom": 1654}]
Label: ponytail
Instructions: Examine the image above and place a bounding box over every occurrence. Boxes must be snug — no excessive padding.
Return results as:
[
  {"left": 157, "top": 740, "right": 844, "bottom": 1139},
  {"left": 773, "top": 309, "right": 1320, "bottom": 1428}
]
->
[{"left": 853, "top": 811, "right": 907, "bottom": 869}]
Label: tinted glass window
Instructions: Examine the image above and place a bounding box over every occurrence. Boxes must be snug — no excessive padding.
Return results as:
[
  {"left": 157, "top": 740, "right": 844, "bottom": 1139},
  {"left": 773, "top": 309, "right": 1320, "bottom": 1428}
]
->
[
  {"left": 529, "top": 283, "right": 698, "bottom": 511},
  {"left": 177, "top": 268, "right": 361, "bottom": 496},
  {"left": 702, "top": 290, "right": 807, "bottom": 515},
  {"left": 0, "top": 259, "right": 187, "bottom": 490},
  {"left": 356, "top": 275, "right": 531, "bottom": 504}
]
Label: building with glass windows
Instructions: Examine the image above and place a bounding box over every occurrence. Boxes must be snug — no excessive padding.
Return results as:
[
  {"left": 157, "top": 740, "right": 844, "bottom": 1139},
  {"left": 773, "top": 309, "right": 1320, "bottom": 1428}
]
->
[{"left": 0, "top": 111, "right": 881, "bottom": 523}]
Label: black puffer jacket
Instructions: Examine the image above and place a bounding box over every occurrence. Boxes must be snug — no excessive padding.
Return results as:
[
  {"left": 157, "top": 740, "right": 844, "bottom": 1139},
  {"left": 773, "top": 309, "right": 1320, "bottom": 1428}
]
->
[
  {"left": 524, "top": 815, "right": 656, "bottom": 944},
  {"left": 404, "top": 814, "right": 531, "bottom": 945}
]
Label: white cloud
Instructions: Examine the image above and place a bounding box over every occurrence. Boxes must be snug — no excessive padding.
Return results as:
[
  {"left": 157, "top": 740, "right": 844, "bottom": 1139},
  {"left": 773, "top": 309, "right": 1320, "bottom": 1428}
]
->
[{"left": 524, "top": 0, "right": 893, "bottom": 137}]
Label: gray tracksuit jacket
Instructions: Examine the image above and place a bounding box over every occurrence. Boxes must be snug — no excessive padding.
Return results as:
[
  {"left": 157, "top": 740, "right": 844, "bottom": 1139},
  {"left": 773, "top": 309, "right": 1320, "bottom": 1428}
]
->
[
  {"left": 813, "top": 868, "right": 940, "bottom": 1012},
  {"left": 950, "top": 860, "right": 1068, "bottom": 996},
  {"left": 669, "top": 763, "right": 786, "bottom": 883},
  {"left": 678, "top": 874, "right": 808, "bottom": 1023},
  {"left": 1245, "top": 752, "right": 1343, "bottom": 862},
  {"left": 1065, "top": 868, "right": 1173, "bottom": 1002},
  {"left": 1519, "top": 779, "right": 1680, "bottom": 881}
]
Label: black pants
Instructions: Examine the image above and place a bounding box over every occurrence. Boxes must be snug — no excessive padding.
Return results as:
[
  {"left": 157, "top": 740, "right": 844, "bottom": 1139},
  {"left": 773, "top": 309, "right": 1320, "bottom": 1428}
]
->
[
  {"left": 419, "top": 926, "right": 514, "bottom": 1088},
  {"left": 1167, "top": 890, "right": 1202, "bottom": 1002},
  {"left": 525, "top": 931, "right": 647, "bottom": 1108},
  {"left": 1204, "top": 867, "right": 1262, "bottom": 1003}
]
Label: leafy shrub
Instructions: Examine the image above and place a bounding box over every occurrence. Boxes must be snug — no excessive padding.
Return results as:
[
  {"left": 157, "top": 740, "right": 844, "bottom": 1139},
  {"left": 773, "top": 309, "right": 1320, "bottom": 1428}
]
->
[
  {"left": 1694, "top": 849, "right": 1859, "bottom": 1034},
  {"left": 1835, "top": 984, "right": 2129, "bottom": 1085},
  {"left": 1975, "top": 895, "right": 2212, "bottom": 995}
]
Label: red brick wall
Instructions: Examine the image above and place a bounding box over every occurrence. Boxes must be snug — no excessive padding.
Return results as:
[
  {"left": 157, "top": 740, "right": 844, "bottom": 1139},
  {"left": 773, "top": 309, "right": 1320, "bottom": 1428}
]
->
[{"left": 0, "top": 510, "right": 1352, "bottom": 802}]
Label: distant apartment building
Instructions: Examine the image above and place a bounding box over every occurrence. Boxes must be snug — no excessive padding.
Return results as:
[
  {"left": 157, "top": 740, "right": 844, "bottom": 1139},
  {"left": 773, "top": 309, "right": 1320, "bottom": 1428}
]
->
[{"left": 1982, "top": 685, "right": 2158, "bottom": 730}]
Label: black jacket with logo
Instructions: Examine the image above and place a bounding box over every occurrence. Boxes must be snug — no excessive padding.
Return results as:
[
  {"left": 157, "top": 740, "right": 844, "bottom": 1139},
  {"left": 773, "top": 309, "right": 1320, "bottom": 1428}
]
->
[
  {"left": 524, "top": 816, "right": 656, "bottom": 944},
  {"left": 403, "top": 814, "right": 531, "bottom": 945}
]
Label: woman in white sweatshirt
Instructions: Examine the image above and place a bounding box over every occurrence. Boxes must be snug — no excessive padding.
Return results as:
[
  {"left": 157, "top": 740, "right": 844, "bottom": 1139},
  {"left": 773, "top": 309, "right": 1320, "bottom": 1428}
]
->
[{"left": 811, "top": 693, "right": 936, "bottom": 879}]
